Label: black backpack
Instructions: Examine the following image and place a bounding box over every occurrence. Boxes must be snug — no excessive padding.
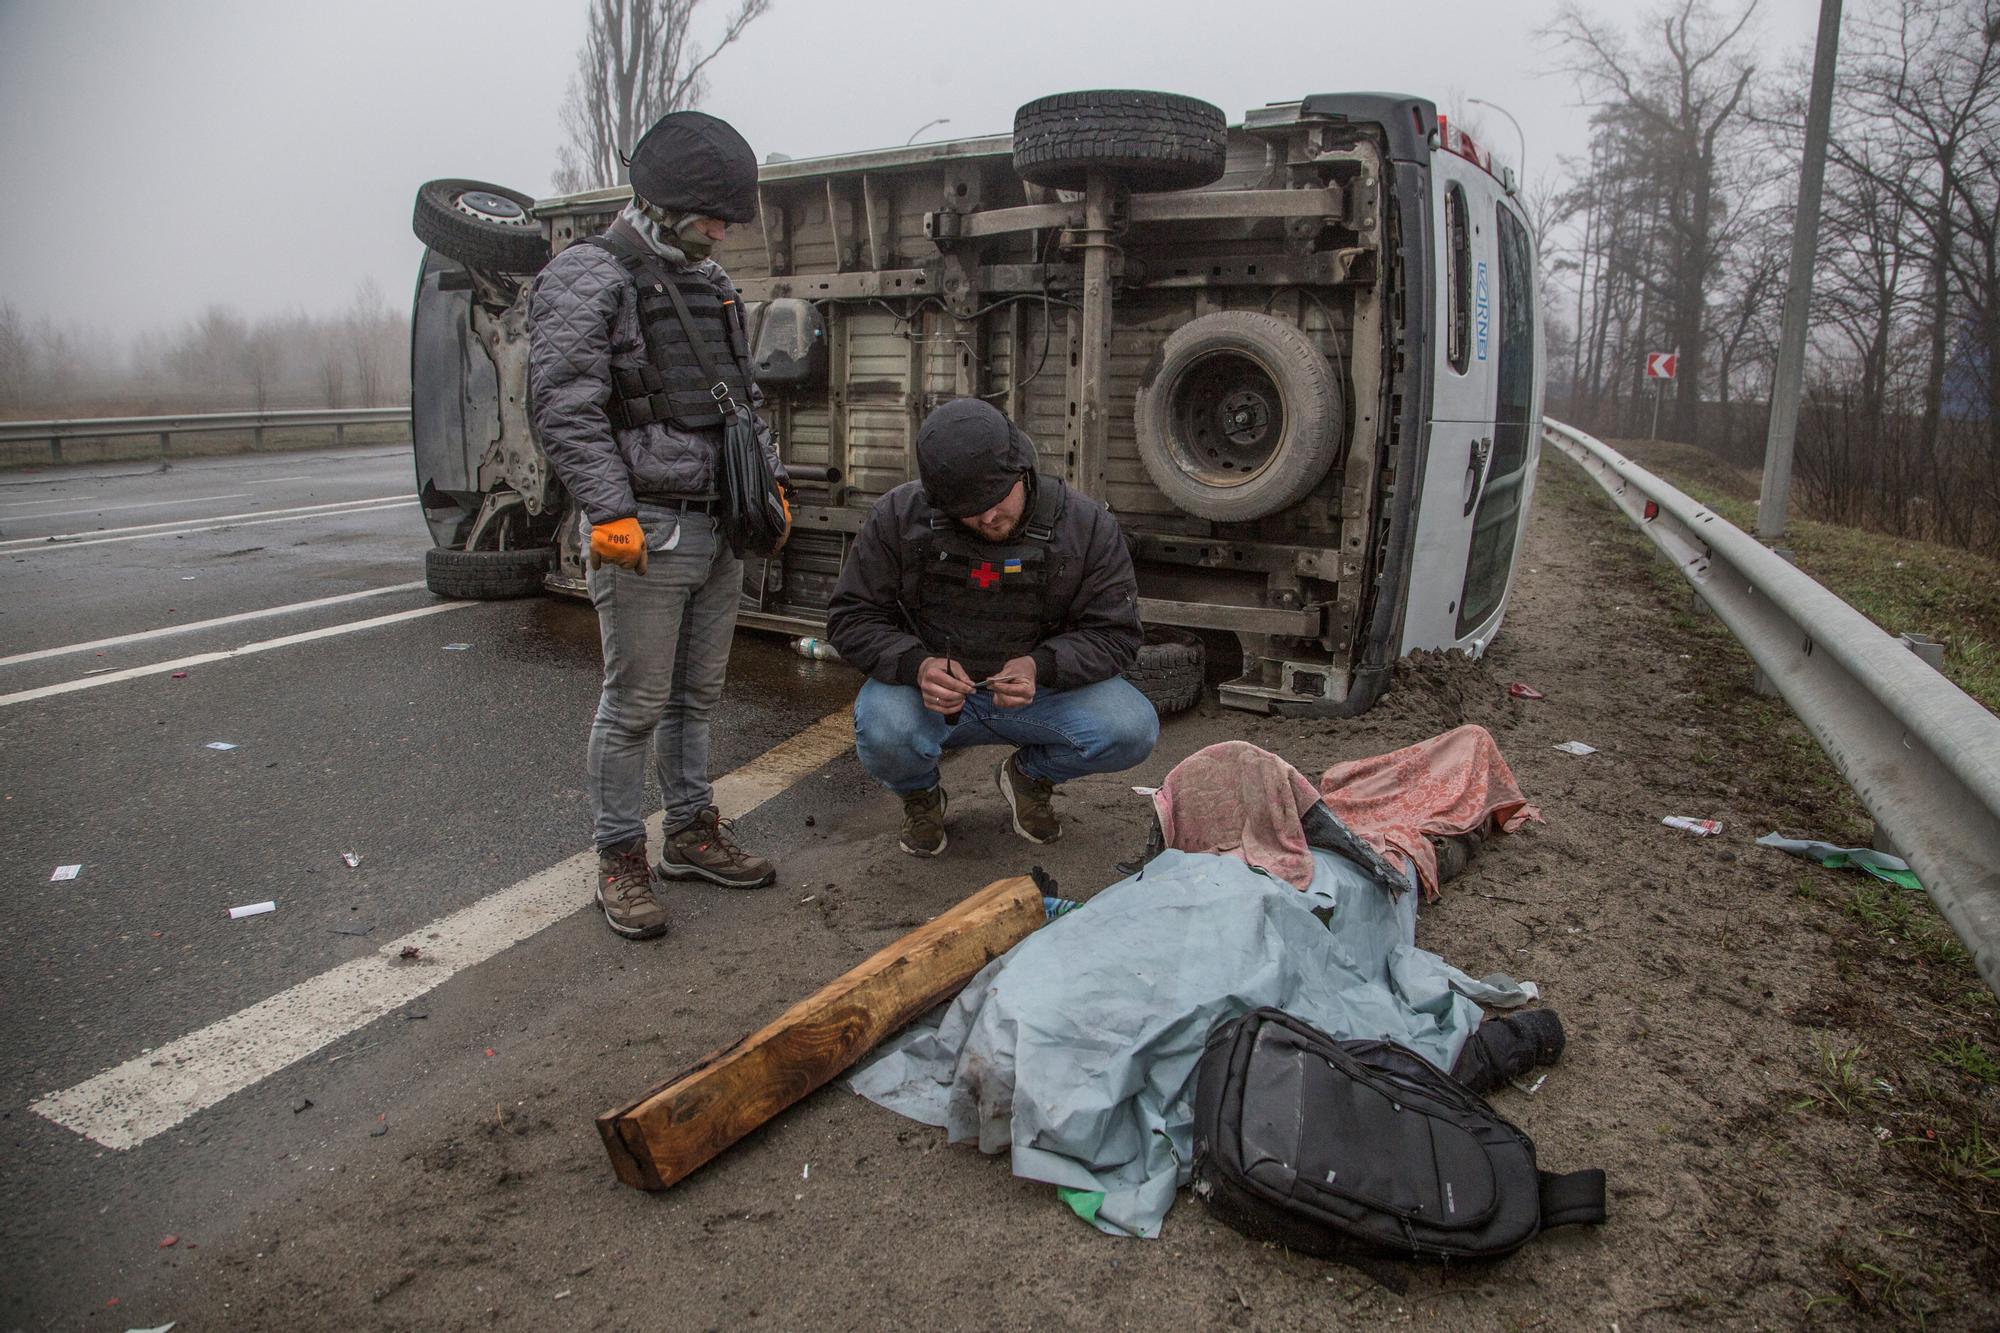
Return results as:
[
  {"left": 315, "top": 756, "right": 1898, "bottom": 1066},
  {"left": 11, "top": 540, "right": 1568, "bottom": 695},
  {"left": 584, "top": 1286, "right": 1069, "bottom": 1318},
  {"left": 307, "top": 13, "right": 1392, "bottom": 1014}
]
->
[{"left": 1190, "top": 1008, "right": 1605, "bottom": 1267}]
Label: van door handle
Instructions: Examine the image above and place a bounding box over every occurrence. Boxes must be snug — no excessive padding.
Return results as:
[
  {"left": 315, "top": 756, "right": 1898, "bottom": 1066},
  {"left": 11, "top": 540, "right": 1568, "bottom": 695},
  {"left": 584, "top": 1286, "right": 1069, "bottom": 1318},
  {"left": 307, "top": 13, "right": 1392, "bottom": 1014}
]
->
[{"left": 1463, "top": 436, "right": 1493, "bottom": 516}]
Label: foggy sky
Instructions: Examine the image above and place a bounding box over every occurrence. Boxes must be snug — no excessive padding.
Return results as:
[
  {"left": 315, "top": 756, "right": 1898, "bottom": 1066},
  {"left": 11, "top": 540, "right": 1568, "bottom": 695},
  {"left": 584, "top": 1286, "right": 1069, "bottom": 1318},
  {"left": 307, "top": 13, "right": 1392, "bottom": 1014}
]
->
[{"left": 0, "top": 0, "right": 1831, "bottom": 342}]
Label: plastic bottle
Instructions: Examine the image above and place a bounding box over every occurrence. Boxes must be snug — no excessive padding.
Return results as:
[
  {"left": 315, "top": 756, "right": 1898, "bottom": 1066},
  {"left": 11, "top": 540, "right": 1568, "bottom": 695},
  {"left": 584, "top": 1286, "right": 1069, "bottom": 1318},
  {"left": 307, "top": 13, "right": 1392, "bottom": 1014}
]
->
[{"left": 793, "top": 637, "right": 840, "bottom": 661}]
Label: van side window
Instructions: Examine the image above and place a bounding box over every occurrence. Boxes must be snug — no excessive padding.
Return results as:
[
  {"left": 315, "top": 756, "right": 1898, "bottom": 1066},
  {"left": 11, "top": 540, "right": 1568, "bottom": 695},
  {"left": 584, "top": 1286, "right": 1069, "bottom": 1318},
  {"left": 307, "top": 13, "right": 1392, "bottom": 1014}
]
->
[{"left": 1445, "top": 183, "right": 1470, "bottom": 374}]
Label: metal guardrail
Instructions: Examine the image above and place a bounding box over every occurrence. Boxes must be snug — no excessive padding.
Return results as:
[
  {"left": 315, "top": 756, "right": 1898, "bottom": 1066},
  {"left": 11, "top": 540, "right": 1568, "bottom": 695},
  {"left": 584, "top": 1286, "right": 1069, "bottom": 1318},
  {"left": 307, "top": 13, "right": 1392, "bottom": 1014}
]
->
[
  {"left": 1543, "top": 418, "right": 2000, "bottom": 999},
  {"left": 0, "top": 407, "right": 409, "bottom": 463}
]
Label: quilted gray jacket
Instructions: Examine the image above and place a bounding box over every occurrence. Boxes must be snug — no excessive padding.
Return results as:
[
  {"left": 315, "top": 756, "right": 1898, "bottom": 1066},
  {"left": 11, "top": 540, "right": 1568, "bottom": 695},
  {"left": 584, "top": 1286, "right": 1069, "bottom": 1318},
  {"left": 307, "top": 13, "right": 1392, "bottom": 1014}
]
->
[{"left": 526, "top": 231, "right": 783, "bottom": 524}]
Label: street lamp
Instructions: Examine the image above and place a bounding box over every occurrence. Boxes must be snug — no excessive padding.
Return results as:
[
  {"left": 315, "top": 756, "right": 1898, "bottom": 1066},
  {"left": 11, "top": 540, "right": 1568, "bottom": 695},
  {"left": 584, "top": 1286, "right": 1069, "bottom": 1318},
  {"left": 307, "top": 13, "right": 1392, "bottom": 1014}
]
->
[
  {"left": 1466, "top": 97, "right": 1526, "bottom": 187},
  {"left": 905, "top": 118, "right": 951, "bottom": 145}
]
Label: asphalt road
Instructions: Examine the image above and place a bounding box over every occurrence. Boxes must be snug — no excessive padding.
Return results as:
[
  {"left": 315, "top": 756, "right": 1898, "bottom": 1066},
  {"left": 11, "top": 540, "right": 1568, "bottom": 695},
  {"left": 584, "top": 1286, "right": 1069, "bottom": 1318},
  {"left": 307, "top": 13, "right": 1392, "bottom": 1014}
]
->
[{"left": 0, "top": 444, "right": 863, "bottom": 1325}]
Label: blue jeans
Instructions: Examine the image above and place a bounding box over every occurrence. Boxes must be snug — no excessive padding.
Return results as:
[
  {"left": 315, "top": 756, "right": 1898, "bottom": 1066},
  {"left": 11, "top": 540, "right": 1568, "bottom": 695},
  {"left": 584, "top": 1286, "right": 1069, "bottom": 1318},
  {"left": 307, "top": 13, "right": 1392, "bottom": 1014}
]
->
[
  {"left": 853, "top": 674, "right": 1160, "bottom": 795},
  {"left": 586, "top": 506, "right": 741, "bottom": 851}
]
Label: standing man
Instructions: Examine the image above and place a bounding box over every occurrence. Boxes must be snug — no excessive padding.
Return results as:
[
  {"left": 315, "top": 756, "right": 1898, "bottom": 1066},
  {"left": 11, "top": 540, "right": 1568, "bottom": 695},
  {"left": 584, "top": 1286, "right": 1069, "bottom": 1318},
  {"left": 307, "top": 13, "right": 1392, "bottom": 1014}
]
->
[
  {"left": 528, "top": 111, "right": 785, "bottom": 941},
  {"left": 827, "top": 399, "right": 1159, "bottom": 857}
]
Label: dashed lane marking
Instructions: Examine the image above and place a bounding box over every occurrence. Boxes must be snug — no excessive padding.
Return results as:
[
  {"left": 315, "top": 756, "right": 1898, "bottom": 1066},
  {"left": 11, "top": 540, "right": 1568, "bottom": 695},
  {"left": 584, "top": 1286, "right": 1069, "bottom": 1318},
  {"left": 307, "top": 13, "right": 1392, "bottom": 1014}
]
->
[
  {"left": 0, "top": 495, "right": 413, "bottom": 551},
  {"left": 0, "top": 600, "right": 473, "bottom": 708},
  {"left": 30, "top": 706, "right": 857, "bottom": 1150},
  {"left": 0, "top": 581, "right": 430, "bottom": 668}
]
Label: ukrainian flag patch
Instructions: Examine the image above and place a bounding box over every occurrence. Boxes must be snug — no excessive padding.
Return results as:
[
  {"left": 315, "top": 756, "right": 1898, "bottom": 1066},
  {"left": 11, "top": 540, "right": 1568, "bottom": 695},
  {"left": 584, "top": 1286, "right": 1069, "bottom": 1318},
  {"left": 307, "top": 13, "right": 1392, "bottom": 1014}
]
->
[{"left": 1003, "top": 558, "right": 1023, "bottom": 575}]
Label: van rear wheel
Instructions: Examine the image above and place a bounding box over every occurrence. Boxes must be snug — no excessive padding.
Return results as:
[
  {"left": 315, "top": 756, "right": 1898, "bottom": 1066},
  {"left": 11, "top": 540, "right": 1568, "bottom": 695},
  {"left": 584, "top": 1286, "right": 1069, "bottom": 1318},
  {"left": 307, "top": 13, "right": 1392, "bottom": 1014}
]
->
[
  {"left": 1123, "top": 626, "right": 1205, "bottom": 715},
  {"left": 424, "top": 546, "right": 552, "bottom": 599},
  {"left": 1134, "top": 311, "right": 1344, "bottom": 523},
  {"left": 412, "top": 179, "right": 550, "bottom": 273}
]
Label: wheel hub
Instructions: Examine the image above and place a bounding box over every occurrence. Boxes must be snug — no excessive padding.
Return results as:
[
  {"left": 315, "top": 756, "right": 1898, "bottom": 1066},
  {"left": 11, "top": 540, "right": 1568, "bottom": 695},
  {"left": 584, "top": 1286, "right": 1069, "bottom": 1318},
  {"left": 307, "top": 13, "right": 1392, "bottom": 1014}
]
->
[
  {"left": 1165, "top": 352, "right": 1286, "bottom": 486},
  {"left": 454, "top": 190, "right": 535, "bottom": 229}
]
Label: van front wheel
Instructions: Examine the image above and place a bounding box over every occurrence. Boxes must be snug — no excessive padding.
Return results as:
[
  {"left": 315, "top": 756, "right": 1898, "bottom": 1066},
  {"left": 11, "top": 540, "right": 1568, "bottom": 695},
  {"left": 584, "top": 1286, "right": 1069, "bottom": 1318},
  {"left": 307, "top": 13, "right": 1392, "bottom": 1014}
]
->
[{"left": 1133, "top": 312, "right": 1345, "bottom": 523}]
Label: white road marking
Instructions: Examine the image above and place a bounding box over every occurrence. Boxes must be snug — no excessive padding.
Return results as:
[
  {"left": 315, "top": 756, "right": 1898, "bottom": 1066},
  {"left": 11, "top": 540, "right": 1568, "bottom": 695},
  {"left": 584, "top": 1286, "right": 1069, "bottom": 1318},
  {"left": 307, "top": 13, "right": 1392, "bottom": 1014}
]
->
[
  {"left": 0, "top": 494, "right": 411, "bottom": 550},
  {"left": 0, "top": 581, "right": 429, "bottom": 668},
  {"left": 31, "top": 707, "right": 858, "bottom": 1151},
  {"left": 0, "top": 495, "right": 87, "bottom": 509},
  {"left": 242, "top": 475, "right": 323, "bottom": 484},
  {"left": 9, "top": 492, "right": 252, "bottom": 521},
  {"left": 0, "top": 600, "right": 472, "bottom": 708},
  {"left": 0, "top": 499, "right": 415, "bottom": 554}
]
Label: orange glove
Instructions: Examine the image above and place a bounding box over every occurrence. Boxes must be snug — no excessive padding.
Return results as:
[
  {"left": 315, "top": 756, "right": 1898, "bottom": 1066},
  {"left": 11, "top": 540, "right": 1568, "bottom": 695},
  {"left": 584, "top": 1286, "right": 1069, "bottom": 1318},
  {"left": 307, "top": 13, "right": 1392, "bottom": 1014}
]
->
[
  {"left": 589, "top": 516, "right": 648, "bottom": 574},
  {"left": 771, "top": 486, "right": 794, "bottom": 554}
]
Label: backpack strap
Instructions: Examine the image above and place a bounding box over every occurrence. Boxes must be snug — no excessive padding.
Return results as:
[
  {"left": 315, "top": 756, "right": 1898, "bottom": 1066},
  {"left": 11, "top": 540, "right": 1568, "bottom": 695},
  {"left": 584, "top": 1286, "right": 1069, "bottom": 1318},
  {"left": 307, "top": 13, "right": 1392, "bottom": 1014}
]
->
[{"left": 1537, "top": 1169, "right": 1607, "bottom": 1230}]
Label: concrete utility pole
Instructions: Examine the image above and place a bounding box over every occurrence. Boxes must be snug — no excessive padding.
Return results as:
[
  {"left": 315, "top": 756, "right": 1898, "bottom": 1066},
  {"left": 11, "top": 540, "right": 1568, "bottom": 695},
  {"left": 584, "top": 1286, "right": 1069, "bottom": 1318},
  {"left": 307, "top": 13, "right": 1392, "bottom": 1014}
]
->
[{"left": 1757, "top": 0, "right": 1844, "bottom": 541}]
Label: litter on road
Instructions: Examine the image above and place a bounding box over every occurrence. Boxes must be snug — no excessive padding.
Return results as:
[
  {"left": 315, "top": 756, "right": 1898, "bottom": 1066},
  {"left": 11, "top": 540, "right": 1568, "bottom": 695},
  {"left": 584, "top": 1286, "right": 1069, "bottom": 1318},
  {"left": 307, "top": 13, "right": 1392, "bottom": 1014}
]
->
[
  {"left": 1552, "top": 741, "right": 1598, "bottom": 756},
  {"left": 204, "top": 742, "right": 237, "bottom": 751},
  {"left": 170, "top": 672, "right": 188, "bottom": 679},
  {"left": 226, "top": 901, "right": 276, "bottom": 920},
  {"left": 441, "top": 643, "right": 472, "bottom": 651},
  {"left": 1508, "top": 682, "right": 1546, "bottom": 700},
  {"left": 340, "top": 852, "right": 361, "bottom": 868},
  {"left": 1756, "top": 833, "right": 1923, "bottom": 890},
  {"left": 50, "top": 864, "right": 81, "bottom": 881},
  {"left": 1662, "top": 817, "right": 1723, "bottom": 837}
]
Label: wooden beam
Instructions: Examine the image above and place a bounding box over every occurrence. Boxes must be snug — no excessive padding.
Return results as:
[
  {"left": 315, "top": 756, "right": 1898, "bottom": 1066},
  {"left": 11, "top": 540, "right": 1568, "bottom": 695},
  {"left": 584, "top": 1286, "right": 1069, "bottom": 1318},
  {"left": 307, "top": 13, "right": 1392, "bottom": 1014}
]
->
[{"left": 597, "top": 875, "right": 1046, "bottom": 1191}]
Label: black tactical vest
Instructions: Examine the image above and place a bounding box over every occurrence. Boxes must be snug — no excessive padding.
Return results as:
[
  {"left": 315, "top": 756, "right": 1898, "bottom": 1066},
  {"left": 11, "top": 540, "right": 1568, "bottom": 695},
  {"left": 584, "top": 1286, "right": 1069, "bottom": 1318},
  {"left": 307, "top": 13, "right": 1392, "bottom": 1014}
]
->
[
  {"left": 904, "top": 475, "right": 1067, "bottom": 681},
  {"left": 579, "top": 231, "right": 754, "bottom": 432}
]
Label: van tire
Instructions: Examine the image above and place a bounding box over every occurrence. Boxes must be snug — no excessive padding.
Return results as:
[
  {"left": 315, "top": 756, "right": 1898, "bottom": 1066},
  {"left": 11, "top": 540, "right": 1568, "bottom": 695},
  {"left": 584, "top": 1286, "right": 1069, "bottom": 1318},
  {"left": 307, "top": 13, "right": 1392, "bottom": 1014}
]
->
[
  {"left": 424, "top": 545, "right": 552, "bottom": 599},
  {"left": 1124, "top": 626, "right": 1205, "bottom": 715},
  {"left": 1013, "top": 91, "right": 1228, "bottom": 193},
  {"left": 412, "top": 179, "right": 550, "bottom": 273},
  {"left": 1134, "top": 311, "right": 1344, "bottom": 523}
]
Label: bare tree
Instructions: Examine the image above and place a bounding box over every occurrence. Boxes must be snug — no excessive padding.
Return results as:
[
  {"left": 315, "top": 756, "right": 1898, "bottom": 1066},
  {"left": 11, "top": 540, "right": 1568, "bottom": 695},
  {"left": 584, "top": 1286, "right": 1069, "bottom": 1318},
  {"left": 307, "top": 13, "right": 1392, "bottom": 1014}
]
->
[
  {"left": 551, "top": 0, "right": 771, "bottom": 195},
  {"left": 1547, "top": 0, "right": 1762, "bottom": 444}
]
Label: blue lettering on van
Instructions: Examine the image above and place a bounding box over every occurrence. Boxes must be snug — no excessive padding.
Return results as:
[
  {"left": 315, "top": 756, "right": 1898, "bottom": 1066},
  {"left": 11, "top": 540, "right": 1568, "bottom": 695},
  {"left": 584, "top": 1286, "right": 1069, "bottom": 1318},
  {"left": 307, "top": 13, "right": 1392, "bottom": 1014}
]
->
[{"left": 1474, "top": 261, "right": 1491, "bottom": 362}]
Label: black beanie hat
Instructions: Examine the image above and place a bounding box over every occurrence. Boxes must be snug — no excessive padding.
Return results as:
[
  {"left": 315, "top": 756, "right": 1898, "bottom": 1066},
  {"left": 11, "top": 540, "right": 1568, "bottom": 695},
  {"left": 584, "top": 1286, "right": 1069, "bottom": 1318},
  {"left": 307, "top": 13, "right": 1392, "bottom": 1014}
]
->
[
  {"left": 628, "top": 111, "right": 760, "bottom": 224},
  {"left": 916, "top": 399, "right": 1037, "bottom": 517}
]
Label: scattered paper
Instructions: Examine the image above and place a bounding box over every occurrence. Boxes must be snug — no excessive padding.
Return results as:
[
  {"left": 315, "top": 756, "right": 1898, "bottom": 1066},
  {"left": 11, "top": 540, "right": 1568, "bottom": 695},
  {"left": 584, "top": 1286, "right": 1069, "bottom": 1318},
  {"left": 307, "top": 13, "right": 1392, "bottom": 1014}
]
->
[
  {"left": 82, "top": 667, "right": 117, "bottom": 676},
  {"left": 1552, "top": 741, "right": 1598, "bottom": 757},
  {"left": 1131, "top": 785, "right": 1159, "bottom": 796},
  {"left": 205, "top": 742, "right": 237, "bottom": 751},
  {"left": 1507, "top": 682, "right": 1545, "bottom": 700},
  {"left": 442, "top": 643, "right": 472, "bottom": 651},
  {"left": 802, "top": 1163, "right": 810, "bottom": 1180},
  {"left": 341, "top": 852, "right": 360, "bottom": 868},
  {"left": 51, "top": 864, "right": 82, "bottom": 881},
  {"left": 158, "top": 1235, "right": 178, "bottom": 1248},
  {"left": 181, "top": 575, "right": 197, "bottom": 581},
  {"left": 226, "top": 901, "right": 276, "bottom": 919},
  {"left": 124, "top": 1324, "right": 176, "bottom": 1333},
  {"left": 1662, "top": 816, "right": 1723, "bottom": 837},
  {"left": 170, "top": 671, "right": 189, "bottom": 680}
]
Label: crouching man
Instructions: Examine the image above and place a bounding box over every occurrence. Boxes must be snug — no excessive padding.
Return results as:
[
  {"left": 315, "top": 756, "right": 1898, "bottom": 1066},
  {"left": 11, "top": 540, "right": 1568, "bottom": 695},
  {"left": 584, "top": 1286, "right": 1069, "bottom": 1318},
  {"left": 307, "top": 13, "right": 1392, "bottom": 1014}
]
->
[{"left": 827, "top": 399, "right": 1160, "bottom": 856}]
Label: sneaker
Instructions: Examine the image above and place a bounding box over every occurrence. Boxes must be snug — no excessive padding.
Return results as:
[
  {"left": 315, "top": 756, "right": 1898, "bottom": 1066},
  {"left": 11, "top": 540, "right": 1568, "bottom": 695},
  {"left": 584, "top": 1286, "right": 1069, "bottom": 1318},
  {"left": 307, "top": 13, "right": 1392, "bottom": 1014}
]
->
[
  {"left": 995, "top": 753, "right": 1061, "bottom": 844},
  {"left": 656, "top": 805, "right": 776, "bottom": 888},
  {"left": 898, "top": 786, "right": 949, "bottom": 857},
  {"left": 596, "top": 838, "right": 668, "bottom": 940}
]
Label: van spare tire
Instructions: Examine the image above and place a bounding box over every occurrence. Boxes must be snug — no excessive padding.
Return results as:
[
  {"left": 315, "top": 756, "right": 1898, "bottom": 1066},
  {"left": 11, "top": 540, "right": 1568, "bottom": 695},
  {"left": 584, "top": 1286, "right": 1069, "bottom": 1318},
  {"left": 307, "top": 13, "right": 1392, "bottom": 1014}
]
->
[
  {"left": 1012, "top": 90, "right": 1228, "bottom": 193},
  {"left": 1133, "top": 311, "right": 1344, "bottom": 523},
  {"left": 412, "top": 179, "right": 550, "bottom": 273},
  {"left": 1123, "top": 626, "right": 1205, "bottom": 715}
]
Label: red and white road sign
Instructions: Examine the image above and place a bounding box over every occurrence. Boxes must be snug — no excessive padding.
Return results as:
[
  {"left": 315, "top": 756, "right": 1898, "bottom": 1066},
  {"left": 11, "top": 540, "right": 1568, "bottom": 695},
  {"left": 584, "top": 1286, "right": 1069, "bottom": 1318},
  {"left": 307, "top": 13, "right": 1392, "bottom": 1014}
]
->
[{"left": 1646, "top": 352, "right": 1679, "bottom": 380}]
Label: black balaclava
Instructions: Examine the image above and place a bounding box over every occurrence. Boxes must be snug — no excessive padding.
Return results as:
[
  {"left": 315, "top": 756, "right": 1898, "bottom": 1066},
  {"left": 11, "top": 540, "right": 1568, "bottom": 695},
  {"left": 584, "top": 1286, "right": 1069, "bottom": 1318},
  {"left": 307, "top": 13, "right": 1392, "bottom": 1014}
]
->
[{"left": 916, "top": 399, "right": 1036, "bottom": 518}]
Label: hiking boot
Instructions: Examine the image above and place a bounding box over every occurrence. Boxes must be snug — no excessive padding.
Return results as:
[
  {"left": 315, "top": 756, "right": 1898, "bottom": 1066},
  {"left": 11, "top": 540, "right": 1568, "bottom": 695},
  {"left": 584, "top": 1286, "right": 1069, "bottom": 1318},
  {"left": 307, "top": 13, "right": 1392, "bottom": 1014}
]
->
[
  {"left": 656, "top": 806, "right": 776, "bottom": 888},
  {"left": 1432, "top": 830, "right": 1484, "bottom": 885},
  {"left": 996, "top": 752, "right": 1061, "bottom": 844},
  {"left": 898, "top": 786, "right": 949, "bottom": 857},
  {"left": 596, "top": 838, "right": 668, "bottom": 940}
]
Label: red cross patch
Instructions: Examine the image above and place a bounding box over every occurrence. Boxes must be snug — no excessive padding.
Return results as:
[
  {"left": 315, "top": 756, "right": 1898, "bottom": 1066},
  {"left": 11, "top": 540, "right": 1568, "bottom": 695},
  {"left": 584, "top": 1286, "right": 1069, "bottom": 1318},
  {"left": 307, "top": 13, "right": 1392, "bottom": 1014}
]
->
[{"left": 968, "top": 561, "right": 1000, "bottom": 590}]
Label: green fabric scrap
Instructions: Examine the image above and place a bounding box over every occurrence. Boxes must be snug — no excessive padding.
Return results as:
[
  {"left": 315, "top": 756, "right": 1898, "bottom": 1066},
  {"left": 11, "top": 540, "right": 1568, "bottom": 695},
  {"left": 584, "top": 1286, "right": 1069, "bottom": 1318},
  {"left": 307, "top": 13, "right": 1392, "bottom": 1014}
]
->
[
  {"left": 1057, "top": 1187, "right": 1105, "bottom": 1224},
  {"left": 1757, "top": 833, "right": 1923, "bottom": 891}
]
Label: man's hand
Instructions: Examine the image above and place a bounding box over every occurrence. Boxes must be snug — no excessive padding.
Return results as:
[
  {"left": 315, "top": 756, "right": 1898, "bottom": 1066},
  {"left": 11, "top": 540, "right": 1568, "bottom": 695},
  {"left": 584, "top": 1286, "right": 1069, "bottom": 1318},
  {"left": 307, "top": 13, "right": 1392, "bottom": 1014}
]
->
[
  {"left": 589, "top": 517, "right": 648, "bottom": 574},
  {"left": 984, "top": 656, "right": 1038, "bottom": 709},
  {"left": 917, "top": 656, "right": 976, "bottom": 715}
]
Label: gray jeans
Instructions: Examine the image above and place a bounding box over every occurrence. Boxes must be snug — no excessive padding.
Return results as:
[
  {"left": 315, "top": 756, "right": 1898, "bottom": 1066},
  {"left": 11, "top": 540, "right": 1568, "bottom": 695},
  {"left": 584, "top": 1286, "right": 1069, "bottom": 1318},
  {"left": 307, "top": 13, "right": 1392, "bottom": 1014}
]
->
[{"left": 586, "top": 505, "right": 741, "bottom": 851}]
